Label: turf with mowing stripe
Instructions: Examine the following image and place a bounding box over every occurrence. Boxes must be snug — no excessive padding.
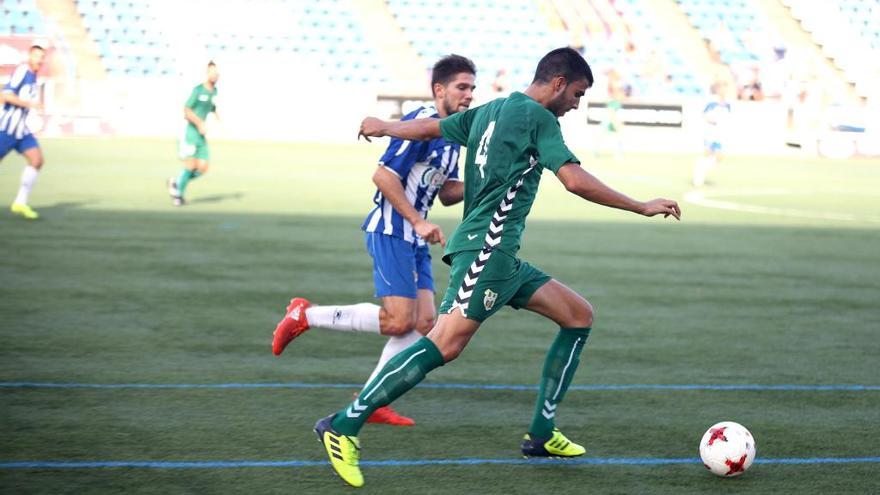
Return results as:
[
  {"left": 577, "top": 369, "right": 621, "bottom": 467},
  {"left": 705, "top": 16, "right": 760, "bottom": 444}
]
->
[{"left": 1, "top": 138, "right": 878, "bottom": 494}]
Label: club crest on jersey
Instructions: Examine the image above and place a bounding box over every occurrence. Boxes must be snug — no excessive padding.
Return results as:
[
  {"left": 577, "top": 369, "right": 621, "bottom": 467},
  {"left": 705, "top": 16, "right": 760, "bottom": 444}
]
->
[
  {"left": 420, "top": 167, "right": 446, "bottom": 188},
  {"left": 483, "top": 289, "right": 498, "bottom": 311}
]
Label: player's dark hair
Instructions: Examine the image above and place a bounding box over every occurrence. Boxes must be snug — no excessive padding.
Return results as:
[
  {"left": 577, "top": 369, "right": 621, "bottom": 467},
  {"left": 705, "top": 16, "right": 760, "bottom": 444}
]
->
[
  {"left": 29, "top": 45, "right": 45, "bottom": 52},
  {"left": 532, "top": 47, "right": 593, "bottom": 86},
  {"left": 207, "top": 60, "right": 216, "bottom": 68},
  {"left": 431, "top": 54, "right": 476, "bottom": 95}
]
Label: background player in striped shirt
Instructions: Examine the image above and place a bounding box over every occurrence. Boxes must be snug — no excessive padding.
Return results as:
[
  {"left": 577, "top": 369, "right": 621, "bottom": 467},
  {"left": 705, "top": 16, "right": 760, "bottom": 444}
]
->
[
  {"left": 1, "top": 45, "right": 46, "bottom": 220},
  {"left": 167, "top": 61, "right": 219, "bottom": 206},
  {"left": 692, "top": 81, "right": 732, "bottom": 186},
  {"left": 272, "top": 55, "right": 477, "bottom": 426}
]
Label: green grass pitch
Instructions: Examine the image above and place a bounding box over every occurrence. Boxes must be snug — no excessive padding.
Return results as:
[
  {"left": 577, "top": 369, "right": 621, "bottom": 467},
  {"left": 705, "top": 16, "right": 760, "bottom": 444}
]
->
[{"left": 1, "top": 138, "right": 878, "bottom": 494}]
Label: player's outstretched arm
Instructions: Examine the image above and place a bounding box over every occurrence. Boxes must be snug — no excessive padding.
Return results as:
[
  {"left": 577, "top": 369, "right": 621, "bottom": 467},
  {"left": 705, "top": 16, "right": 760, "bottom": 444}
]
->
[
  {"left": 557, "top": 163, "right": 681, "bottom": 220},
  {"left": 359, "top": 117, "right": 442, "bottom": 142}
]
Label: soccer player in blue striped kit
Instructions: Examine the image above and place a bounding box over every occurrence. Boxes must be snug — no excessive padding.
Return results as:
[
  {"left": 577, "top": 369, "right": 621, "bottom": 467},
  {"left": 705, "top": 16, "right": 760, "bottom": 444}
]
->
[
  {"left": 1, "top": 45, "right": 47, "bottom": 220},
  {"left": 272, "top": 55, "right": 477, "bottom": 426}
]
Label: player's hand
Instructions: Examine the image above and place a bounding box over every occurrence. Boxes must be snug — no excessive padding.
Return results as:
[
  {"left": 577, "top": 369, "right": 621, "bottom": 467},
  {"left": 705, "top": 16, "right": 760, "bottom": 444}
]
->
[
  {"left": 30, "top": 101, "right": 44, "bottom": 112},
  {"left": 414, "top": 219, "right": 446, "bottom": 247},
  {"left": 640, "top": 198, "right": 681, "bottom": 220},
  {"left": 358, "top": 117, "right": 386, "bottom": 142},
  {"left": 197, "top": 123, "right": 208, "bottom": 136}
]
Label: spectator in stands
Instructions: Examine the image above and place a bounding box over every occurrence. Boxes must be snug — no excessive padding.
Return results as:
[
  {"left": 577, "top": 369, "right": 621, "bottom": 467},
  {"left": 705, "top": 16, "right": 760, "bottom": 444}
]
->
[
  {"left": 707, "top": 20, "right": 737, "bottom": 62},
  {"left": 760, "top": 46, "right": 788, "bottom": 100},
  {"left": 738, "top": 66, "right": 764, "bottom": 101},
  {"left": 166, "top": 61, "right": 219, "bottom": 206},
  {"left": 490, "top": 68, "right": 509, "bottom": 96},
  {"left": 1, "top": 44, "right": 46, "bottom": 220}
]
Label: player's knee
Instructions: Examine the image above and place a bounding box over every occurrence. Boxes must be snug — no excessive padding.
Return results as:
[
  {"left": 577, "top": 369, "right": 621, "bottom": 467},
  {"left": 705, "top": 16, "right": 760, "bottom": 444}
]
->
[
  {"left": 28, "top": 157, "right": 43, "bottom": 169},
  {"left": 438, "top": 342, "right": 464, "bottom": 362},
  {"left": 582, "top": 300, "right": 594, "bottom": 327},
  {"left": 415, "top": 315, "right": 435, "bottom": 334},
  {"left": 383, "top": 313, "right": 416, "bottom": 336},
  {"left": 571, "top": 300, "right": 594, "bottom": 328}
]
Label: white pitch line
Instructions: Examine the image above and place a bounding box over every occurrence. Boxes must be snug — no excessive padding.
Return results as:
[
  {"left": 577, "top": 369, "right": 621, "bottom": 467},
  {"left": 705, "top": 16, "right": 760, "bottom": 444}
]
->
[{"left": 684, "top": 189, "right": 880, "bottom": 224}]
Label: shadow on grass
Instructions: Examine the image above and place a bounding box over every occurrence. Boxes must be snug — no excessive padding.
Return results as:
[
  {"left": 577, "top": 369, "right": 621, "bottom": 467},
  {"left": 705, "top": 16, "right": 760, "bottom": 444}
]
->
[{"left": 187, "top": 192, "right": 245, "bottom": 205}]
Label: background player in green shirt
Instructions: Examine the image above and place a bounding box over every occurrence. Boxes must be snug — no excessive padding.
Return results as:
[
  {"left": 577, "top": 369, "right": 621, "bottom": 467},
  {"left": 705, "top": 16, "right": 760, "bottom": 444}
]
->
[
  {"left": 167, "top": 61, "right": 219, "bottom": 206},
  {"left": 314, "top": 48, "right": 681, "bottom": 488}
]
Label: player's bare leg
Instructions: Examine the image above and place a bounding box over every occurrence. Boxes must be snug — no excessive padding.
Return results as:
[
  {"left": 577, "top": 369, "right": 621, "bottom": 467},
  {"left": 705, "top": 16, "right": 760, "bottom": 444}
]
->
[
  {"left": 520, "top": 279, "right": 593, "bottom": 458},
  {"left": 366, "top": 290, "right": 436, "bottom": 425},
  {"left": 11, "top": 146, "right": 44, "bottom": 219},
  {"left": 523, "top": 279, "right": 593, "bottom": 328},
  {"left": 316, "top": 310, "right": 478, "bottom": 487},
  {"left": 693, "top": 150, "right": 718, "bottom": 187}
]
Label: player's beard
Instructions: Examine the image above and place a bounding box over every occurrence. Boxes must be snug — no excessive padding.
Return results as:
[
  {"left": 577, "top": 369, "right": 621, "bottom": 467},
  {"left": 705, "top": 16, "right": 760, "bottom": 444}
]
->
[{"left": 442, "top": 99, "right": 458, "bottom": 116}]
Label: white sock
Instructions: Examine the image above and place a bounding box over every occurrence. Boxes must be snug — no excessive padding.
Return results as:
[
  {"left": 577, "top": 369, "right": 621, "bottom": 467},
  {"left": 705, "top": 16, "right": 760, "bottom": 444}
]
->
[
  {"left": 364, "top": 330, "right": 423, "bottom": 386},
  {"left": 693, "top": 157, "right": 713, "bottom": 186},
  {"left": 305, "top": 303, "right": 381, "bottom": 333},
  {"left": 14, "top": 166, "right": 39, "bottom": 205}
]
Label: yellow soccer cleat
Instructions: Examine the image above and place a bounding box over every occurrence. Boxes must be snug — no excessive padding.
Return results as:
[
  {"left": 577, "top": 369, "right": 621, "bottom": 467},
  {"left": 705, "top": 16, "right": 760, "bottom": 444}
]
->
[
  {"left": 521, "top": 428, "right": 586, "bottom": 458},
  {"left": 314, "top": 414, "right": 364, "bottom": 488},
  {"left": 10, "top": 202, "right": 39, "bottom": 220}
]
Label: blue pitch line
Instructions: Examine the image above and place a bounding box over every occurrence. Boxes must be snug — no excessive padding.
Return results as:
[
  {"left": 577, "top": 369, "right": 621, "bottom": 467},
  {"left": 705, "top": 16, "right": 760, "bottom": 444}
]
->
[
  {"left": 1, "top": 382, "right": 879, "bottom": 391},
  {"left": 1, "top": 457, "right": 879, "bottom": 470}
]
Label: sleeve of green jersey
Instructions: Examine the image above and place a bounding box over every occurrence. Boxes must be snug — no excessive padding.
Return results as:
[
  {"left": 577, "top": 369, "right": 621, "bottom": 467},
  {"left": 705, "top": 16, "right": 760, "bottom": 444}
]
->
[
  {"left": 184, "top": 87, "right": 199, "bottom": 109},
  {"left": 534, "top": 109, "right": 579, "bottom": 174},
  {"left": 439, "top": 107, "right": 477, "bottom": 146}
]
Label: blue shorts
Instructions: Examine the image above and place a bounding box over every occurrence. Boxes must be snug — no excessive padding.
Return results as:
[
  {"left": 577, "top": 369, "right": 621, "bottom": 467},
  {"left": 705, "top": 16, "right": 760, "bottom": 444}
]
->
[
  {"left": 0, "top": 133, "right": 39, "bottom": 160},
  {"left": 705, "top": 140, "right": 722, "bottom": 153},
  {"left": 365, "top": 232, "right": 434, "bottom": 299}
]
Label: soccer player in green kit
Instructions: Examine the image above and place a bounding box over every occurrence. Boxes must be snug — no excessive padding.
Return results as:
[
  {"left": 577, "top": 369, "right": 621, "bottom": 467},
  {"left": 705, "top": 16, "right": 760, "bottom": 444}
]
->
[
  {"left": 167, "top": 61, "right": 219, "bottom": 206},
  {"left": 314, "top": 47, "right": 681, "bottom": 488}
]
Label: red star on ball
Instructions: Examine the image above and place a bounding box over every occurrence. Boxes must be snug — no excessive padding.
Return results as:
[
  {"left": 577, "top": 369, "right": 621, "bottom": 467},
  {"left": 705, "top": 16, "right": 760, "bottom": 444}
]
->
[
  {"left": 707, "top": 426, "right": 728, "bottom": 446},
  {"left": 725, "top": 454, "right": 748, "bottom": 475}
]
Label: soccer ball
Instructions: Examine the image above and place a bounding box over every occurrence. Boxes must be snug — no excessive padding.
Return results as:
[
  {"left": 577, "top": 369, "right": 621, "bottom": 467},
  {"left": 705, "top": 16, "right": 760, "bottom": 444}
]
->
[{"left": 699, "top": 421, "right": 756, "bottom": 477}]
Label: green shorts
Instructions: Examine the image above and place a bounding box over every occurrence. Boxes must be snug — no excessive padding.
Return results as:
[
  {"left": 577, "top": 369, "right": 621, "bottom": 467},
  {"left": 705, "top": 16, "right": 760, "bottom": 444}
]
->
[
  {"left": 178, "top": 134, "right": 209, "bottom": 161},
  {"left": 439, "top": 249, "right": 551, "bottom": 322}
]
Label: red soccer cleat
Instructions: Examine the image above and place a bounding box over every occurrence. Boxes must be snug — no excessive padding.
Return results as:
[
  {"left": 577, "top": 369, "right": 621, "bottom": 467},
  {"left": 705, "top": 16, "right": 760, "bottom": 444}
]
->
[
  {"left": 272, "top": 298, "right": 312, "bottom": 355},
  {"left": 367, "top": 405, "right": 415, "bottom": 426}
]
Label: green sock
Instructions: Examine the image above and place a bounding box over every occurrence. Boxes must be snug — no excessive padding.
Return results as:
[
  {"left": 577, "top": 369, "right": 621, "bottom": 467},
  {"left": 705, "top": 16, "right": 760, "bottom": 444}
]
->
[
  {"left": 177, "top": 169, "right": 197, "bottom": 196},
  {"left": 331, "top": 337, "right": 444, "bottom": 436},
  {"left": 529, "top": 327, "right": 591, "bottom": 438}
]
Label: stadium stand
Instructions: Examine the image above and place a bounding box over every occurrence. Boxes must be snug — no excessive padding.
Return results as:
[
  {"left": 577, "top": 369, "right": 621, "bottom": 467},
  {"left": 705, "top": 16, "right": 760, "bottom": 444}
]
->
[
  {"left": 1, "top": 0, "right": 48, "bottom": 34},
  {"left": 13, "top": 0, "right": 870, "bottom": 106},
  {"left": 781, "top": 0, "right": 879, "bottom": 99},
  {"left": 72, "top": 0, "right": 387, "bottom": 83},
  {"left": 75, "top": 0, "right": 176, "bottom": 76},
  {"left": 194, "top": 0, "right": 387, "bottom": 84},
  {"left": 611, "top": 0, "right": 705, "bottom": 96},
  {"left": 385, "top": 0, "right": 702, "bottom": 98},
  {"left": 385, "top": 0, "right": 568, "bottom": 95},
  {"left": 675, "top": 0, "right": 780, "bottom": 65}
]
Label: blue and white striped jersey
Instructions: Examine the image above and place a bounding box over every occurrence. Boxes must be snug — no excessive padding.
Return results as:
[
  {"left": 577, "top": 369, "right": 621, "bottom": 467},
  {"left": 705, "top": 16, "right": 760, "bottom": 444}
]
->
[
  {"left": 1, "top": 64, "right": 39, "bottom": 139},
  {"left": 362, "top": 105, "right": 461, "bottom": 246}
]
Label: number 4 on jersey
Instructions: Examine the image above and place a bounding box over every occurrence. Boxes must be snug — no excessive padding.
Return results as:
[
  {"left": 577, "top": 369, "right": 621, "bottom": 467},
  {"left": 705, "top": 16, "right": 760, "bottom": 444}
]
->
[{"left": 474, "top": 121, "right": 496, "bottom": 179}]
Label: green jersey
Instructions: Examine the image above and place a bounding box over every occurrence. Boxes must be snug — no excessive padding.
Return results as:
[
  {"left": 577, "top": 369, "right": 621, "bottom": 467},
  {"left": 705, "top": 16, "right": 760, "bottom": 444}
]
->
[
  {"left": 184, "top": 83, "right": 217, "bottom": 142},
  {"left": 439, "top": 91, "right": 579, "bottom": 262}
]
